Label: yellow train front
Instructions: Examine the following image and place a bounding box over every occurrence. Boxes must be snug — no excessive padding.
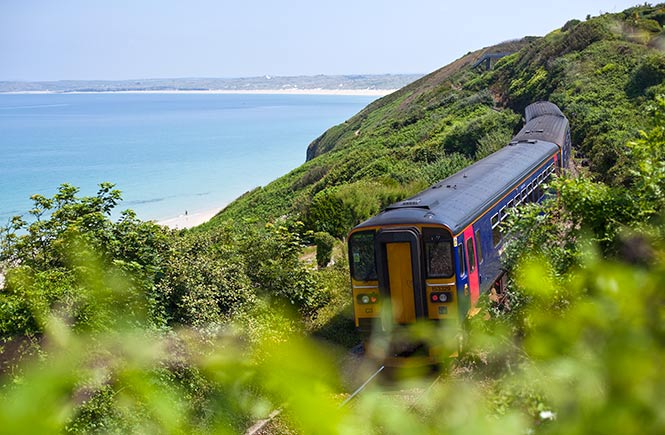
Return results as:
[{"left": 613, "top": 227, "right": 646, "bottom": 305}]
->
[{"left": 347, "top": 101, "right": 570, "bottom": 366}]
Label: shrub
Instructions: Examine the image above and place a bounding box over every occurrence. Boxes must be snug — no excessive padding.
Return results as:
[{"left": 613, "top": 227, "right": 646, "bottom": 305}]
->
[
  {"left": 562, "top": 19, "right": 581, "bottom": 32},
  {"left": 628, "top": 54, "right": 665, "bottom": 96},
  {"left": 313, "top": 232, "right": 336, "bottom": 268},
  {"left": 305, "top": 189, "right": 352, "bottom": 238}
]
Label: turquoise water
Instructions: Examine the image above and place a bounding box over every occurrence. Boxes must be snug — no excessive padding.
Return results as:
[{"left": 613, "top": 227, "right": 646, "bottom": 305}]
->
[{"left": 0, "top": 93, "right": 376, "bottom": 223}]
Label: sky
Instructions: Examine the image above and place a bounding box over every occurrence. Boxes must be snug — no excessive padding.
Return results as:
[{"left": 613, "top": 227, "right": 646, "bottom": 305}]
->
[{"left": 0, "top": 0, "right": 648, "bottom": 81}]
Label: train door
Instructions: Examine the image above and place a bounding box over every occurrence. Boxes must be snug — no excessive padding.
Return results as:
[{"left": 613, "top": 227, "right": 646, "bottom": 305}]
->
[
  {"left": 463, "top": 226, "right": 480, "bottom": 306},
  {"left": 375, "top": 228, "right": 425, "bottom": 325},
  {"left": 454, "top": 235, "right": 470, "bottom": 318}
]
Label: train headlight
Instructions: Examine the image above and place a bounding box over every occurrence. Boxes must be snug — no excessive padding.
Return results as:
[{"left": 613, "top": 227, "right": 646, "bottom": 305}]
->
[
  {"left": 357, "top": 293, "right": 379, "bottom": 304},
  {"left": 430, "top": 292, "right": 452, "bottom": 303}
]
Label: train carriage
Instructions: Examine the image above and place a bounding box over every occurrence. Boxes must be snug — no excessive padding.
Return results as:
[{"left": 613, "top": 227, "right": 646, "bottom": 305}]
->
[{"left": 347, "top": 102, "right": 570, "bottom": 357}]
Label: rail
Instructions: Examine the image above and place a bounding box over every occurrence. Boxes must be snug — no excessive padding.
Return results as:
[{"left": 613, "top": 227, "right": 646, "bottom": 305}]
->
[{"left": 339, "top": 365, "right": 385, "bottom": 408}]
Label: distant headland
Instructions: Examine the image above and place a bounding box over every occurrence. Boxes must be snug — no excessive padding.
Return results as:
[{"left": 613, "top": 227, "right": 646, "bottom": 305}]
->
[{"left": 0, "top": 74, "right": 423, "bottom": 95}]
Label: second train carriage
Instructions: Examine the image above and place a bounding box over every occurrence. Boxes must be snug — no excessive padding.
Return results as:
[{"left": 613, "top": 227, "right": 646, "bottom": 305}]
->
[{"left": 347, "top": 102, "right": 570, "bottom": 357}]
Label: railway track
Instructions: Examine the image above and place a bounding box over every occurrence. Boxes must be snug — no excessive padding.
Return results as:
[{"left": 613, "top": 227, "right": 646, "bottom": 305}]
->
[
  {"left": 340, "top": 363, "right": 444, "bottom": 410},
  {"left": 244, "top": 357, "right": 443, "bottom": 434},
  {"left": 339, "top": 365, "right": 385, "bottom": 408}
]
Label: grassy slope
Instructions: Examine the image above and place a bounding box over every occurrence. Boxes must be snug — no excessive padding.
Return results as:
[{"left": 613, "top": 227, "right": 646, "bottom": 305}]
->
[
  {"left": 199, "top": 40, "right": 529, "bottom": 228},
  {"left": 201, "top": 4, "right": 665, "bottom": 231}
]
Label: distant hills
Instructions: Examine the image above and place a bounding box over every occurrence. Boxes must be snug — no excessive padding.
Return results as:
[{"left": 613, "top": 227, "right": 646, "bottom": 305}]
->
[{"left": 0, "top": 74, "right": 423, "bottom": 93}]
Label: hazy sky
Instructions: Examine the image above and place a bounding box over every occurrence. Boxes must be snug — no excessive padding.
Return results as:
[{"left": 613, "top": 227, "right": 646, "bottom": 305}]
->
[{"left": 0, "top": 0, "right": 645, "bottom": 81}]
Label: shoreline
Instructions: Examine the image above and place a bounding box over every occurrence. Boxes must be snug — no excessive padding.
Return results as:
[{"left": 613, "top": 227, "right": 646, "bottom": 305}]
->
[
  {"left": 156, "top": 206, "right": 225, "bottom": 230},
  {"left": 1, "top": 88, "right": 396, "bottom": 97}
]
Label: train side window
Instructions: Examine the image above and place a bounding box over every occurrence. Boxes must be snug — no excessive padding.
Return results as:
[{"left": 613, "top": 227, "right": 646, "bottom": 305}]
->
[
  {"left": 475, "top": 229, "right": 483, "bottom": 264},
  {"left": 424, "top": 232, "right": 454, "bottom": 278},
  {"left": 466, "top": 237, "right": 476, "bottom": 273},
  {"left": 491, "top": 213, "right": 501, "bottom": 247},
  {"left": 457, "top": 244, "right": 465, "bottom": 276},
  {"left": 527, "top": 182, "right": 534, "bottom": 202},
  {"left": 349, "top": 231, "right": 377, "bottom": 281},
  {"left": 521, "top": 189, "right": 528, "bottom": 202},
  {"left": 537, "top": 181, "right": 544, "bottom": 200},
  {"left": 507, "top": 199, "right": 514, "bottom": 209},
  {"left": 500, "top": 206, "right": 507, "bottom": 220}
]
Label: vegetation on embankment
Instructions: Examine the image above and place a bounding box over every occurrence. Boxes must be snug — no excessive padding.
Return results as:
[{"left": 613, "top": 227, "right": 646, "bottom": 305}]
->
[
  {"left": 1, "top": 3, "right": 665, "bottom": 434},
  {"left": 210, "top": 4, "right": 665, "bottom": 233}
]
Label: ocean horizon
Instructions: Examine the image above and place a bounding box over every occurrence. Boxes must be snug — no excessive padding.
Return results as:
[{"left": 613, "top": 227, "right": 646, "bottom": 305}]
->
[{"left": 0, "top": 92, "right": 378, "bottom": 225}]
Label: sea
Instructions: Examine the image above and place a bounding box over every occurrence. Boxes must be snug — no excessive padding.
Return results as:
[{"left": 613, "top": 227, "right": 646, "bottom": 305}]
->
[{"left": 0, "top": 92, "right": 377, "bottom": 224}]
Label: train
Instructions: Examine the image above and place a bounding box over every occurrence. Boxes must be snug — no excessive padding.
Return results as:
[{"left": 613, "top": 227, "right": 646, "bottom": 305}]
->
[{"left": 347, "top": 101, "right": 571, "bottom": 362}]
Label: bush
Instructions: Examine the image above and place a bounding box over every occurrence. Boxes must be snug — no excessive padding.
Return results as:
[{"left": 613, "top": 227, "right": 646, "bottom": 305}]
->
[
  {"left": 313, "top": 232, "right": 336, "bottom": 268},
  {"left": 628, "top": 54, "right": 665, "bottom": 96},
  {"left": 562, "top": 19, "right": 581, "bottom": 32},
  {"left": 305, "top": 189, "right": 352, "bottom": 238}
]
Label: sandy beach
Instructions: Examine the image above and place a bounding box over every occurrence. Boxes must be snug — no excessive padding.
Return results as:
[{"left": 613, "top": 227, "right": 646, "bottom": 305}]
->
[
  {"left": 122, "top": 89, "right": 396, "bottom": 96},
  {"left": 157, "top": 206, "right": 225, "bottom": 229},
  {"left": 4, "top": 88, "right": 396, "bottom": 97}
]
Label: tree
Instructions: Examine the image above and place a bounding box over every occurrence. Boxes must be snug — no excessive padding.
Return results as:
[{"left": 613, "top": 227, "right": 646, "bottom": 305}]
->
[
  {"left": 0, "top": 183, "right": 170, "bottom": 339},
  {"left": 313, "top": 231, "right": 336, "bottom": 268}
]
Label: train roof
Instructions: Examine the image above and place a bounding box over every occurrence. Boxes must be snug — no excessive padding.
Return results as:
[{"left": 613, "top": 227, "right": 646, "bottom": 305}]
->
[
  {"left": 524, "top": 101, "right": 565, "bottom": 122},
  {"left": 353, "top": 140, "right": 559, "bottom": 235},
  {"left": 514, "top": 102, "right": 569, "bottom": 146}
]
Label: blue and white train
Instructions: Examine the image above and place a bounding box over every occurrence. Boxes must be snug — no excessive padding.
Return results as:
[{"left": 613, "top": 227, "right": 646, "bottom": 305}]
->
[{"left": 347, "top": 101, "right": 571, "bottom": 358}]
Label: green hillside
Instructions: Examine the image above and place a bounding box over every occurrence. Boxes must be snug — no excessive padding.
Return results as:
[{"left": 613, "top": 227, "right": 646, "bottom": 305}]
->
[{"left": 207, "top": 5, "right": 665, "bottom": 235}]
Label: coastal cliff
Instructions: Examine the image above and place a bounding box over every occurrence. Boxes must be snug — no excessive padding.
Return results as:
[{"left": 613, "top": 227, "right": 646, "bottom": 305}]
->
[
  {"left": 214, "top": 5, "right": 665, "bottom": 228},
  {"left": 305, "top": 39, "right": 530, "bottom": 161}
]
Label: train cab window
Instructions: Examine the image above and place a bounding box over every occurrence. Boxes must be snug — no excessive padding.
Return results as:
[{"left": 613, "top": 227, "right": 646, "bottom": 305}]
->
[
  {"left": 466, "top": 238, "right": 476, "bottom": 273},
  {"left": 349, "top": 231, "right": 377, "bottom": 281},
  {"left": 424, "top": 229, "right": 454, "bottom": 278}
]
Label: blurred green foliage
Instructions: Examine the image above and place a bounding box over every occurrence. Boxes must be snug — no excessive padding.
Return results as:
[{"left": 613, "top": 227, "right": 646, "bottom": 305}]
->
[
  {"left": 2, "top": 3, "right": 665, "bottom": 434},
  {"left": 1, "top": 214, "right": 664, "bottom": 434}
]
